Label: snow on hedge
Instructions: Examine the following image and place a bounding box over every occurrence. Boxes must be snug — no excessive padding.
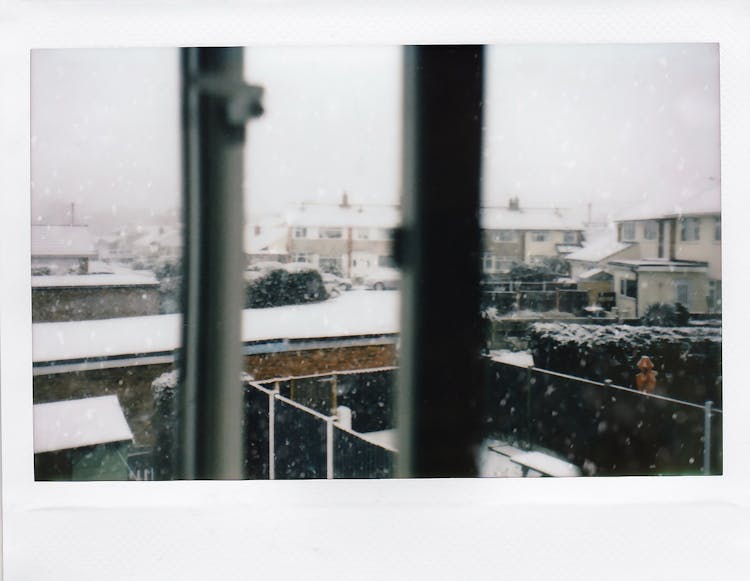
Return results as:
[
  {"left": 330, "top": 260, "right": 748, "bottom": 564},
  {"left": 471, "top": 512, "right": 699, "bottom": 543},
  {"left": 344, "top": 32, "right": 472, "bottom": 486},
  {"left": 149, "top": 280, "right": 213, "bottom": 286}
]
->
[{"left": 529, "top": 322, "right": 721, "bottom": 347}]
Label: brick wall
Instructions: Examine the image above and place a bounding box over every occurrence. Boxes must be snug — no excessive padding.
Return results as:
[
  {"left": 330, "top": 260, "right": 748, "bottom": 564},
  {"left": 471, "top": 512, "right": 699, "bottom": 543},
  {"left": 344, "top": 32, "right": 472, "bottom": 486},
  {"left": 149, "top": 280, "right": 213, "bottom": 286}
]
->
[{"left": 33, "top": 341, "right": 398, "bottom": 448}]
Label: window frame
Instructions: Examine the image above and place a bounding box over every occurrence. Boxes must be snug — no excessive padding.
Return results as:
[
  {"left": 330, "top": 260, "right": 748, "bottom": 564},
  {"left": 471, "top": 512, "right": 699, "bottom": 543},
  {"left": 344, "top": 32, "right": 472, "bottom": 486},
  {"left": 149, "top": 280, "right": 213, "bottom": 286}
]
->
[
  {"left": 643, "top": 221, "right": 658, "bottom": 240},
  {"left": 621, "top": 222, "right": 636, "bottom": 241},
  {"left": 680, "top": 217, "right": 700, "bottom": 242}
]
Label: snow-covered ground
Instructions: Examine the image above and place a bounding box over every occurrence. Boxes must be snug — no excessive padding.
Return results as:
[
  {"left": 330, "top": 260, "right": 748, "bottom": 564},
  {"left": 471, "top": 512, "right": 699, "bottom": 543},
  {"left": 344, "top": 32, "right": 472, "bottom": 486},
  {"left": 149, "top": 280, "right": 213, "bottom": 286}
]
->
[{"left": 32, "top": 290, "right": 400, "bottom": 363}]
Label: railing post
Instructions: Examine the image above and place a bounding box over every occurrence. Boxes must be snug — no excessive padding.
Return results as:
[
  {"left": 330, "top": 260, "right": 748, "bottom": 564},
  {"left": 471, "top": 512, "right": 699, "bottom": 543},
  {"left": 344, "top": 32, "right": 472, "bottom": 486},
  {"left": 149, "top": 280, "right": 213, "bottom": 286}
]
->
[
  {"left": 703, "top": 400, "right": 713, "bottom": 475},
  {"left": 268, "top": 394, "right": 279, "bottom": 480},
  {"left": 525, "top": 364, "right": 534, "bottom": 451},
  {"left": 326, "top": 418, "right": 334, "bottom": 479}
]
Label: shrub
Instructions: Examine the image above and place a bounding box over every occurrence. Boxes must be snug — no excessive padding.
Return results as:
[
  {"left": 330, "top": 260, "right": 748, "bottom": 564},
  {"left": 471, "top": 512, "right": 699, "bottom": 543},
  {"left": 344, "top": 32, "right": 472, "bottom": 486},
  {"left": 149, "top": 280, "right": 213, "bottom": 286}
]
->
[
  {"left": 641, "top": 302, "right": 690, "bottom": 326},
  {"left": 246, "top": 266, "right": 328, "bottom": 308},
  {"left": 528, "top": 322, "right": 722, "bottom": 405}
]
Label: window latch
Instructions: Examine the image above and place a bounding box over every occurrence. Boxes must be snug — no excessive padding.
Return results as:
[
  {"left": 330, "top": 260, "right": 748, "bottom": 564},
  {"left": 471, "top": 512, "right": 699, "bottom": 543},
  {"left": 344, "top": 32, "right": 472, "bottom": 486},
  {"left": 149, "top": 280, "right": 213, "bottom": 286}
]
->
[{"left": 191, "top": 75, "right": 265, "bottom": 126}]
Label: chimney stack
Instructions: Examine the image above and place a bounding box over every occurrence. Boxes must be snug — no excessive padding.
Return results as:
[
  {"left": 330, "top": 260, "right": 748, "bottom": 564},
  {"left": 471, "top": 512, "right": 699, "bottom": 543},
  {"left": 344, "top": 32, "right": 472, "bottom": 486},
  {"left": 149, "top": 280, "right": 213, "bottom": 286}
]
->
[
  {"left": 340, "top": 191, "right": 350, "bottom": 208},
  {"left": 508, "top": 196, "right": 520, "bottom": 211}
]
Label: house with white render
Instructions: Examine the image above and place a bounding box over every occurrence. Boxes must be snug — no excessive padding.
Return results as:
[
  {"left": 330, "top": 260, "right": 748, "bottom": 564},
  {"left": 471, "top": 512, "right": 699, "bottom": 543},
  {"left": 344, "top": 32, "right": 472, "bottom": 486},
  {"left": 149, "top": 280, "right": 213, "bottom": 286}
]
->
[{"left": 606, "top": 182, "right": 721, "bottom": 317}]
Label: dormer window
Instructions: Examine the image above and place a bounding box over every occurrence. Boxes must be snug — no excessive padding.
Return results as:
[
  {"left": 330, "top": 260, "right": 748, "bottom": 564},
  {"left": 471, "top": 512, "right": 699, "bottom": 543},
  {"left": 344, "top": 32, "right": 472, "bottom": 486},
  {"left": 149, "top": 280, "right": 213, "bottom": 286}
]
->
[{"left": 621, "top": 222, "right": 636, "bottom": 241}]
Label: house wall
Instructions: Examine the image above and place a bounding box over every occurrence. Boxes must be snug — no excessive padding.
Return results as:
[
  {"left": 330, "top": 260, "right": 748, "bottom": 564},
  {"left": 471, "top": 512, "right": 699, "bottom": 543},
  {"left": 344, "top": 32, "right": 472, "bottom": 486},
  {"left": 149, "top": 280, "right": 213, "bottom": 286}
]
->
[
  {"left": 638, "top": 271, "right": 709, "bottom": 315},
  {"left": 32, "top": 285, "right": 161, "bottom": 322},
  {"left": 674, "top": 215, "right": 721, "bottom": 280},
  {"left": 33, "top": 341, "right": 398, "bottom": 448},
  {"left": 612, "top": 268, "right": 638, "bottom": 318},
  {"left": 482, "top": 231, "right": 523, "bottom": 262},
  {"left": 523, "top": 230, "right": 578, "bottom": 262}
]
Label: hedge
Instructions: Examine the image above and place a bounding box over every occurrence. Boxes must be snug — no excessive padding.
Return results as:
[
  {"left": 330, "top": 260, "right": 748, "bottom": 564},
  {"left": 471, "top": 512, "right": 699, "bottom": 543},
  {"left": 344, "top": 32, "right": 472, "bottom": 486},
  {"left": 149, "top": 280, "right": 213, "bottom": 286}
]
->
[{"left": 528, "top": 322, "right": 722, "bottom": 405}]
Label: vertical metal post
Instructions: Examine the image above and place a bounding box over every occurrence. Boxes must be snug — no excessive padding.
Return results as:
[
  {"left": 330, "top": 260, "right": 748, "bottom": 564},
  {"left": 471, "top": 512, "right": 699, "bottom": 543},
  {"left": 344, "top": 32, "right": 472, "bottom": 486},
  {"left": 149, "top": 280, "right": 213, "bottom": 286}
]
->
[
  {"left": 269, "top": 394, "right": 276, "bottom": 480},
  {"left": 177, "top": 48, "right": 262, "bottom": 480},
  {"left": 525, "top": 365, "right": 534, "bottom": 450},
  {"left": 326, "top": 418, "right": 334, "bottom": 479},
  {"left": 397, "top": 46, "right": 486, "bottom": 477},
  {"left": 703, "top": 400, "right": 713, "bottom": 475}
]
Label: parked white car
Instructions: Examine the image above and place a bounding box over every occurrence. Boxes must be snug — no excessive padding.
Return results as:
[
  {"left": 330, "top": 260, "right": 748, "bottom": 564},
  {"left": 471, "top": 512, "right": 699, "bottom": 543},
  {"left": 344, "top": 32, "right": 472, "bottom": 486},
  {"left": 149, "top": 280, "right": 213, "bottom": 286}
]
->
[{"left": 362, "top": 267, "right": 400, "bottom": 290}]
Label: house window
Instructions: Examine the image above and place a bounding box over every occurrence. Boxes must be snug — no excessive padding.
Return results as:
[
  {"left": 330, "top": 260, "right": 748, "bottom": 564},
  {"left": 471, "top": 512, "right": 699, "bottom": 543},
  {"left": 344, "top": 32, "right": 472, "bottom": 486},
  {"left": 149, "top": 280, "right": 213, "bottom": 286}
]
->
[
  {"left": 620, "top": 278, "right": 637, "bottom": 298},
  {"left": 320, "top": 227, "right": 343, "bottom": 239},
  {"left": 291, "top": 252, "right": 312, "bottom": 263},
  {"left": 293, "top": 227, "right": 307, "bottom": 239},
  {"left": 354, "top": 228, "right": 370, "bottom": 240},
  {"left": 675, "top": 280, "right": 690, "bottom": 307},
  {"left": 643, "top": 221, "right": 658, "bottom": 240},
  {"left": 482, "top": 253, "right": 495, "bottom": 271},
  {"left": 563, "top": 231, "right": 577, "bottom": 243},
  {"left": 680, "top": 218, "right": 700, "bottom": 242},
  {"left": 318, "top": 256, "right": 342, "bottom": 274},
  {"left": 714, "top": 217, "right": 721, "bottom": 241},
  {"left": 621, "top": 222, "right": 636, "bottom": 241},
  {"left": 531, "top": 231, "right": 548, "bottom": 242},
  {"left": 493, "top": 230, "right": 515, "bottom": 242}
]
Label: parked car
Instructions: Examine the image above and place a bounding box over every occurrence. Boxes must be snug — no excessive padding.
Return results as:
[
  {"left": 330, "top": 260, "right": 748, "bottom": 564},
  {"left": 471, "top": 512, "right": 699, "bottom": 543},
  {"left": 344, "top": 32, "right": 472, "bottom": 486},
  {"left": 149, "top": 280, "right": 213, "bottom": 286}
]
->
[
  {"left": 363, "top": 267, "right": 400, "bottom": 290},
  {"left": 322, "top": 272, "right": 352, "bottom": 296}
]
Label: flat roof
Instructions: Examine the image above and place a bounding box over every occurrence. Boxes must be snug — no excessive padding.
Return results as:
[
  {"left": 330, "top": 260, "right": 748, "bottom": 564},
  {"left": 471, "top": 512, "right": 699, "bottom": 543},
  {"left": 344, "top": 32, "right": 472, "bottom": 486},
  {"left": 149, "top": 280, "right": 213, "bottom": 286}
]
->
[
  {"left": 609, "top": 259, "right": 708, "bottom": 272},
  {"left": 32, "top": 273, "right": 159, "bottom": 289},
  {"left": 33, "top": 395, "right": 133, "bottom": 453}
]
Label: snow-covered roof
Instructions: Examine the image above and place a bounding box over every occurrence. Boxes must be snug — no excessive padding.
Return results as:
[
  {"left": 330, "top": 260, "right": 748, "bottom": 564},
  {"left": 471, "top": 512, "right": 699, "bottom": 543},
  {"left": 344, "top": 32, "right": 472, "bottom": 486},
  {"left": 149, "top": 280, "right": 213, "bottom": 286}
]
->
[
  {"left": 32, "top": 273, "right": 159, "bottom": 288},
  {"left": 32, "top": 290, "right": 400, "bottom": 363},
  {"left": 608, "top": 258, "right": 708, "bottom": 271},
  {"left": 31, "top": 225, "right": 97, "bottom": 258},
  {"left": 481, "top": 207, "right": 584, "bottom": 231},
  {"left": 33, "top": 395, "right": 133, "bottom": 453},
  {"left": 556, "top": 244, "right": 582, "bottom": 254},
  {"left": 244, "top": 225, "right": 288, "bottom": 254},
  {"left": 566, "top": 236, "right": 633, "bottom": 263},
  {"left": 577, "top": 267, "right": 612, "bottom": 281},
  {"left": 285, "top": 203, "right": 401, "bottom": 229},
  {"left": 615, "top": 180, "right": 720, "bottom": 222}
]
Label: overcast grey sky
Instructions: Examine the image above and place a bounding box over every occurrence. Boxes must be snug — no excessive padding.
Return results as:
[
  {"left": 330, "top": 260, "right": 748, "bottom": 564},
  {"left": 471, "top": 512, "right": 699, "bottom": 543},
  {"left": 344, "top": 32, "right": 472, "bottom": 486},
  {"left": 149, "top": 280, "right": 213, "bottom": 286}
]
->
[{"left": 31, "top": 44, "right": 719, "bottom": 229}]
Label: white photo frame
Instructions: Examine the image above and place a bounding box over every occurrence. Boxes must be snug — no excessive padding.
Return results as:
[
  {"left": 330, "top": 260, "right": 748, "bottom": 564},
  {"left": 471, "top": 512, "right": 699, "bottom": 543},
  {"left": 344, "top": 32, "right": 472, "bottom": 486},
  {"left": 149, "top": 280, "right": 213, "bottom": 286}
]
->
[{"left": 2, "top": 1, "right": 749, "bottom": 579}]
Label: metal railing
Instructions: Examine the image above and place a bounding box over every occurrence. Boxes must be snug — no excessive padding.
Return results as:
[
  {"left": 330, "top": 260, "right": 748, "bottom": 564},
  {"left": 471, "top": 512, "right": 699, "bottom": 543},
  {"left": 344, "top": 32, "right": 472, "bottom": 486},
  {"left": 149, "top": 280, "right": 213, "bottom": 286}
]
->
[
  {"left": 244, "top": 380, "right": 396, "bottom": 480},
  {"left": 486, "top": 358, "right": 722, "bottom": 476}
]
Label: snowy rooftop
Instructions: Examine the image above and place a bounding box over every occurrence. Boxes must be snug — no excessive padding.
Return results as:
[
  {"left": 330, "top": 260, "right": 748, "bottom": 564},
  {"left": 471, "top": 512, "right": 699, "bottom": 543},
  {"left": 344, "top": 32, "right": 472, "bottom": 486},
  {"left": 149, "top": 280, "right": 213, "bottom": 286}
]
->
[
  {"left": 609, "top": 258, "right": 708, "bottom": 270},
  {"left": 577, "top": 267, "right": 612, "bottom": 280},
  {"left": 32, "top": 273, "right": 159, "bottom": 288},
  {"left": 244, "top": 225, "right": 289, "bottom": 254},
  {"left": 31, "top": 225, "right": 97, "bottom": 258},
  {"left": 32, "top": 290, "right": 400, "bottom": 363},
  {"left": 33, "top": 395, "right": 133, "bottom": 453},
  {"left": 615, "top": 181, "right": 720, "bottom": 222},
  {"left": 481, "top": 207, "right": 584, "bottom": 231},
  {"left": 566, "top": 235, "right": 633, "bottom": 263},
  {"left": 285, "top": 203, "right": 401, "bottom": 229}
]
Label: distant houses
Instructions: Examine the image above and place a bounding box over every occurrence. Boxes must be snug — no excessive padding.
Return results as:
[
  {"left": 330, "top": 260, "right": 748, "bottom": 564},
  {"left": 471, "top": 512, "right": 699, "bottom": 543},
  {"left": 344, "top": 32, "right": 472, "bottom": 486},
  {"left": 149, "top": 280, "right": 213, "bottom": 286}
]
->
[
  {"left": 31, "top": 224, "right": 97, "bottom": 275},
  {"left": 248, "top": 194, "right": 585, "bottom": 280},
  {"left": 31, "top": 223, "right": 163, "bottom": 322},
  {"left": 481, "top": 196, "right": 584, "bottom": 273},
  {"left": 567, "top": 183, "right": 721, "bottom": 316}
]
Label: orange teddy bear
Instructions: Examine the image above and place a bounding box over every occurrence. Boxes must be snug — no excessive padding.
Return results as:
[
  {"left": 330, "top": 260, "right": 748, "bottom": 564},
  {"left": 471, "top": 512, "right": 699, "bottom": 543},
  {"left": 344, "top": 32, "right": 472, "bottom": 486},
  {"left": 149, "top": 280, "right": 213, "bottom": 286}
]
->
[{"left": 635, "top": 355, "right": 657, "bottom": 394}]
